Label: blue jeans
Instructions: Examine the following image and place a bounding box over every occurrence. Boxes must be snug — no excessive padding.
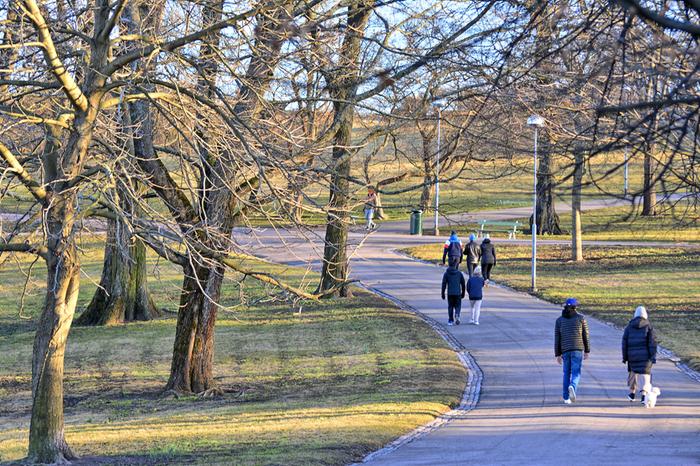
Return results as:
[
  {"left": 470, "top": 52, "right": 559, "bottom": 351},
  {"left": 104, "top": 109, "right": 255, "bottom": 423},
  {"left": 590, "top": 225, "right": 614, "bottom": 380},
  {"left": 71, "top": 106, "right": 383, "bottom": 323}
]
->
[
  {"left": 562, "top": 351, "right": 583, "bottom": 399},
  {"left": 364, "top": 208, "right": 375, "bottom": 227}
]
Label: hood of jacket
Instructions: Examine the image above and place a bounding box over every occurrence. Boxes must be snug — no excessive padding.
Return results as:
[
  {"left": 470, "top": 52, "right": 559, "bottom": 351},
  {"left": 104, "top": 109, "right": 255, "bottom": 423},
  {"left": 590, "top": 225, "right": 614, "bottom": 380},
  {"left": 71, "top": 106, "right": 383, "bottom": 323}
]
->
[
  {"left": 482, "top": 238, "right": 491, "bottom": 244},
  {"left": 562, "top": 306, "right": 577, "bottom": 318},
  {"left": 449, "top": 233, "right": 460, "bottom": 243},
  {"left": 445, "top": 267, "right": 461, "bottom": 276},
  {"left": 629, "top": 316, "right": 649, "bottom": 329}
]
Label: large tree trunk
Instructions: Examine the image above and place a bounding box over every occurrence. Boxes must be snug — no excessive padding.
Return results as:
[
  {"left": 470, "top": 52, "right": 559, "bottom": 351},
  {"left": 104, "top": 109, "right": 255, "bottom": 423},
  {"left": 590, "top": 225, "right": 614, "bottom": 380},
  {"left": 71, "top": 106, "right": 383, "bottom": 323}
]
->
[
  {"left": 318, "top": 107, "right": 353, "bottom": 297},
  {"left": 76, "top": 217, "right": 158, "bottom": 326},
  {"left": 571, "top": 148, "right": 584, "bottom": 261},
  {"left": 420, "top": 136, "right": 433, "bottom": 211},
  {"left": 317, "top": 1, "right": 372, "bottom": 296},
  {"left": 535, "top": 130, "right": 562, "bottom": 234},
  {"left": 28, "top": 213, "right": 79, "bottom": 463}
]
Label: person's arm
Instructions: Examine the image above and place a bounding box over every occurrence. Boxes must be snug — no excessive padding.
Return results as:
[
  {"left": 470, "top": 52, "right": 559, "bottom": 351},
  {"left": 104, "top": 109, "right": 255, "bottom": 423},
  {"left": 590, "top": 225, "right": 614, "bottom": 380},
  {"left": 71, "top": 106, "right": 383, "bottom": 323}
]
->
[
  {"left": 442, "top": 243, "right": 447, "bottom": 264},
  {"left": 492, "top": 246, "right": 496, "bottom": 266},
  {"left": 648, "top": 326, "right": 658, "bottom": 363},
  {"left": 554, "top": 320, "right": 562, "bottom": 357},
  {"left": 582, "top": 318, "right": 591, "bottom": 357},
  {"left": 467, "top": 278, "right": 472, "bottom": 294},
  {"left": 460, "top": 274, "right": 466, "bottom": 298},
  {"left": 622, "top": 327, "right": 629, "bottom": 363},
  {"left": 441, "top": 274, "right": 447, "bottom": 299}
]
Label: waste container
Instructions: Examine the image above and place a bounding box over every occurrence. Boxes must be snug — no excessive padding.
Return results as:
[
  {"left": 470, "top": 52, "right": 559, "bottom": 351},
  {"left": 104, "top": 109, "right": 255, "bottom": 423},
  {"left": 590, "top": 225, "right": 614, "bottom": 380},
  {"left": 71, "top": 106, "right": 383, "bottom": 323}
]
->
[{"left": 410, "top": 209, "right": 423, "bottom": 235}]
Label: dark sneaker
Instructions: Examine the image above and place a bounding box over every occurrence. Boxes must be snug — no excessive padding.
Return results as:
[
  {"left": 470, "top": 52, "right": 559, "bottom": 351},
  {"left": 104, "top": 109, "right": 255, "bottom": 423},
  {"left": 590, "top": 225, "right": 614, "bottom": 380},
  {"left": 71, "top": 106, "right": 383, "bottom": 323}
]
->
[
  {"left": 627, "top": 393, "right": 635, "bottom": 402},
  {"left": 568, "top": 385, "right": 577, "bottom": 403},
  {"left": 455, "top": 318, "right": 460, "bottom": 325},
  {"left": 640, "top": 393, "right": 646, "bottom": 404}
]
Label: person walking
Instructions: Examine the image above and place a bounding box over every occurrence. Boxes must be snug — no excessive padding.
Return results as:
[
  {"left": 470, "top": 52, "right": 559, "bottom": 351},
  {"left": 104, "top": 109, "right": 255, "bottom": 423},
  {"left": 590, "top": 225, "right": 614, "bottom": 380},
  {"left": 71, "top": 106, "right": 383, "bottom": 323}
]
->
[
  {"left": 441, "top": 258, "right": 465, "bottom": 326},
  {"left": 442, "top": 231, "right": 463, "bottom": 267},
  {"left": 554, "top": 298, "right": 590, "bottom": 404},
  {"left": 364, "top": 186, "right": 378, "bottom": 231},
  {"left": 622, "top": 306, "right": 658, "bottom": 404},
  {"left": 465, "top": 233, "right": 481, "bottom": 277},
  {"left": 466, "top": 266, "right": 485, "bottom": 325},
  {"left": 480, "top": 235, "right": 496, "bottom": 283}
]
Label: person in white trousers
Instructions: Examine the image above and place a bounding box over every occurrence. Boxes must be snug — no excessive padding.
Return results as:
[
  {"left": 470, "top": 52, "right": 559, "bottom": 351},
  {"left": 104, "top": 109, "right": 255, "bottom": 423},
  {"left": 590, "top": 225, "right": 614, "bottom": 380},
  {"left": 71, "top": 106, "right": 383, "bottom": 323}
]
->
[{"left": 466, "top": 267, "right": 485, "bottom": 325}]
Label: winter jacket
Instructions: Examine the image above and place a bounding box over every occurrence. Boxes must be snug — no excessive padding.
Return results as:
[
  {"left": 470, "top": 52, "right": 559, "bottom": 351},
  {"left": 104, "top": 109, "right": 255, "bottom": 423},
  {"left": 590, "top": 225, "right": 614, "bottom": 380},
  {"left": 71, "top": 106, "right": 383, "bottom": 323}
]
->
[
  {"left": 466, "top": 276, "right": 485, "bottom": 300},
  {"left": 554, "top": 307, "right": 590, "bottom": 356},
  {"left": 480, "top": 239, "right": 496, "bottom": 265},
  {"left": 622, "top": 317, "right": 658, "bottom": 374},
  {"left": 465, "top": 240, "right": 481, "bottom": 265},
  {"left": 442, "top": 237, "right": 463, "bottom": 264},
  {"left": 441, "top": 267, "right": 466, "bottom": 298}
]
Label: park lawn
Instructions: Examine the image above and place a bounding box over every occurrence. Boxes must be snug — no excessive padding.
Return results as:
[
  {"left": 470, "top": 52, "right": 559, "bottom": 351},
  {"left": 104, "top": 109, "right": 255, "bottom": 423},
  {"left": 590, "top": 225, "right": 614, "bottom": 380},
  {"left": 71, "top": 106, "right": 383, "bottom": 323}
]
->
[
  {"left": 0, "top": 240, "right": 465, "bottom": 465},
  {"left": 406, "top": 243, "right": 700, "bottom": 372}
]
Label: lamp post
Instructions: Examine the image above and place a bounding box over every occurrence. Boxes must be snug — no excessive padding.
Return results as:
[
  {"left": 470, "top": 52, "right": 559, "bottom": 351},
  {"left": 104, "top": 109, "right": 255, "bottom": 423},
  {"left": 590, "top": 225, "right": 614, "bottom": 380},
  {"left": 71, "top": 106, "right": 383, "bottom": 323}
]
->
[
  {"left": 434, "top": 103, "right": 442, "bottom": 236},
  {"left": 624, "top": 146, "right": 629, "bottom": 198},
  {"left": 527, "top": 114, "right": 545, "bottom": 292}
]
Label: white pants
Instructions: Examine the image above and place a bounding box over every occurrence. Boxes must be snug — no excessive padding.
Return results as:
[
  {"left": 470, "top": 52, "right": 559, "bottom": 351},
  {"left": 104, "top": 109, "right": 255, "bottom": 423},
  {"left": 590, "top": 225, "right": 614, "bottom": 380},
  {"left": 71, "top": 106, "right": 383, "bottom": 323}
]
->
[
  {"left": 628, "top": 371, "right": 651, "bottom": 394},
  {"left": 470, "top": 299, "right": 482, "bottom": 323}
]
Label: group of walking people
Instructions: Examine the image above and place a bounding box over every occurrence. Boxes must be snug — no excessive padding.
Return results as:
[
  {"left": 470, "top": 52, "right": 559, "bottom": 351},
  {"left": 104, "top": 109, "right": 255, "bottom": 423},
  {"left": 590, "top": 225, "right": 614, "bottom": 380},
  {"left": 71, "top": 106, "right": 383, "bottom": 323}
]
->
[
  {"left": 554, "top": 298, "right": 660, "bottom": 407},
  {"left": 440, "top": 231, "right": 496, "bottom": 326}
]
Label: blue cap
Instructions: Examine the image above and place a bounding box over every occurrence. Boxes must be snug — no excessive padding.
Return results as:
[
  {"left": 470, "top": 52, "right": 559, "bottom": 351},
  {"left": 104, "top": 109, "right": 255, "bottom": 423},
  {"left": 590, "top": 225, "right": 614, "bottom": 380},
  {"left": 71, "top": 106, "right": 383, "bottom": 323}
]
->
[
  {"left": 469, "top": 233, "right": 476, "bottom": 241},
  {"left": 565, "top": 298, "right": 578, "bottom": 307}
]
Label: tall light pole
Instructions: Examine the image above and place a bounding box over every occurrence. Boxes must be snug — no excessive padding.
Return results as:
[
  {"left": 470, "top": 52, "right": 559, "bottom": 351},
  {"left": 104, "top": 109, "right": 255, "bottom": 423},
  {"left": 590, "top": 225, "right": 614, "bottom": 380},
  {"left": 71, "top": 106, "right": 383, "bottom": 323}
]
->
[
  {"left": 624, "top": 146, "right": 629, "bottom": 198},
  {"left": 527, "top": 114, "right": 545, "bottom": 292},
  {"left": 434, "top": 103, "right": 442, "bottom": 236}
]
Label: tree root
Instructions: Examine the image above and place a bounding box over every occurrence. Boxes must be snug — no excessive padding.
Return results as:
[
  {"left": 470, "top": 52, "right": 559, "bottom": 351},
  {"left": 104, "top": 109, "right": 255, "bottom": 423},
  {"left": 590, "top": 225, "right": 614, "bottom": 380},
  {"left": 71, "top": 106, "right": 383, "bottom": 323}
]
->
[{"left": 197, "top": 387, "right": 224, "bottom": 399}]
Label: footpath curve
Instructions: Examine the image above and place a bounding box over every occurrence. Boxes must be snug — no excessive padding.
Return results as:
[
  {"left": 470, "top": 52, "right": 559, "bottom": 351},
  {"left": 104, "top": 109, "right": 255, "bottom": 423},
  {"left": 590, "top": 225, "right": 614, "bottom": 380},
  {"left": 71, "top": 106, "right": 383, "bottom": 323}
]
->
[{"left": 247, "top": 203, "right": 700, "bottom": 466}]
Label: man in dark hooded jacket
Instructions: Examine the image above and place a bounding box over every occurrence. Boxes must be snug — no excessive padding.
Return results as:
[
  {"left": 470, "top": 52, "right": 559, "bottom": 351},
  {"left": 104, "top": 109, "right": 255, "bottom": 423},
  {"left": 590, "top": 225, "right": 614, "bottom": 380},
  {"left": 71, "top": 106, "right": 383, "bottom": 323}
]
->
[
  {"left": 441, "top": 258, "right": 466, "bottom": 326},
  {"left": 622, "top": 306, "right": 658, "bottom": 402},
  {"left": 555, "top": 298, "right": 590, "bottom": 404},
  {"left": 480, "top": 236, "right": 496, "bottom": 281}
]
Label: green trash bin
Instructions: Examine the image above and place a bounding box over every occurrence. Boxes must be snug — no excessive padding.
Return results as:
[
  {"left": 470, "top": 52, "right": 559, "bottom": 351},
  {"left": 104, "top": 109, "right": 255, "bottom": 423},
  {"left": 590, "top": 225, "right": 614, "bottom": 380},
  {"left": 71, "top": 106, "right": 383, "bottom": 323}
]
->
[{"left": 410, "top": 209, "right": 423, "bottom": 235}]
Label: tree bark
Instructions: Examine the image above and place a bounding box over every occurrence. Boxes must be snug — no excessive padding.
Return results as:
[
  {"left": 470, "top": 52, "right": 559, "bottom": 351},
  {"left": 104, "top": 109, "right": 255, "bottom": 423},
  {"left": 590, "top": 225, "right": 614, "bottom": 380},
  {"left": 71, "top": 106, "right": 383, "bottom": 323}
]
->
[
  {"left": 317, "top": 1, "right": 373, "bottom": 296},
  {"left": 28, "top": 203, "right": 79, "bottom": 463},
  {"left": 534, "top": 130, "right": 562, "bottom": 234},
  {"left": 420, "top": 135, "right": 434, "bottom": 211}
]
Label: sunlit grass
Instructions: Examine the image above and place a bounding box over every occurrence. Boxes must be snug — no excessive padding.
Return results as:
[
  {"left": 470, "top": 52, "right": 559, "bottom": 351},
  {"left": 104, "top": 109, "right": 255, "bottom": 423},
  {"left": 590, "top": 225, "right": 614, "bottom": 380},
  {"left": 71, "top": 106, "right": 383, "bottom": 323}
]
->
[
  {"left": 407, "top": 243, "right": 700, "bottom": 371},
  {"left": 0, "top": 240, "right": 464, "bottom": 465}
]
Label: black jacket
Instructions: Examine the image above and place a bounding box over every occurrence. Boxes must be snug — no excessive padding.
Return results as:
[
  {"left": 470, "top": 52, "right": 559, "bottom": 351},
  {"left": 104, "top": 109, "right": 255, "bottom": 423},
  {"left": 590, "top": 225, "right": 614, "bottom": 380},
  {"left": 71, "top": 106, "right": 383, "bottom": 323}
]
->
[
  {"left": 622, "top": 317, "right": 657, "bottom": 374},
  {"left": 465, "top": 241, "right": 481, "bottom": 264},
  {"left": 555, "top": 307, "right": 590, "bottom": 356},
  {"left": 441, "top": 267, "right": 466, "bottom": 298},
  {"left": 442, "top": 241, "right": 463, "bottom": 264},
  {"left": 480, "top": 239, "right": 496, "bottom": 265}
]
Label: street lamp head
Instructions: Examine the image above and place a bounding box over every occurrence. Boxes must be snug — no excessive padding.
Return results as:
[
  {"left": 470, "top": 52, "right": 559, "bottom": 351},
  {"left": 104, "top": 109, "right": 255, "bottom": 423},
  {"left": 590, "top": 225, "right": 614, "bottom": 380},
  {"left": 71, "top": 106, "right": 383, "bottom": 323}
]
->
[{"left": 527, "top": 114, "right": 545, "bottom": 127}]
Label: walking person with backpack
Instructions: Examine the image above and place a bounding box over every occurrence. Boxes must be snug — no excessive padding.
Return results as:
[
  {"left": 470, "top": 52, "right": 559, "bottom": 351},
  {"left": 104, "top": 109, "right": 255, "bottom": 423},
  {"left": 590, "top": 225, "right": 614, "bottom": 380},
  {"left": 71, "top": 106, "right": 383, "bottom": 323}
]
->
[
  {"left": 442, "top": 231, "right": 463, "bottom": 267},
  {"left": 622, "top": 306, "right": 659, "bottom": 406},
  {"left": 554, "top": 298, "right": 591, "bottom": 404},
  {"left": 441, "top": 258, "right": 465, "bottom": 326},
  {"left": 480, "top": 235, "right": 496, "bottom": 283},
  {"left": 466, "top": 266, "right": 485, "bottom": 325},
  {"left": 465, "top": 233, "right": 481, "bottom": 277}
]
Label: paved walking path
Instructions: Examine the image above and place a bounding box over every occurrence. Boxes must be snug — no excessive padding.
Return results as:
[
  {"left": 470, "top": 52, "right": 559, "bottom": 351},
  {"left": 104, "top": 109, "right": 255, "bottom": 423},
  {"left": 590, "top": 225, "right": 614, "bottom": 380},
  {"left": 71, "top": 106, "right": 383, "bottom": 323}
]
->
[{"left": 247, "top": 203, "right": 700, "bottom": 465}]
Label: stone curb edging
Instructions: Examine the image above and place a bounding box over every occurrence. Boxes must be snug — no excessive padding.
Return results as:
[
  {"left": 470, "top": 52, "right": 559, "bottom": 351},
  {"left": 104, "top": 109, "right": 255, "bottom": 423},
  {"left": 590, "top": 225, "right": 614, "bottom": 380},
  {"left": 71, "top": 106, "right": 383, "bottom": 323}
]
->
[
  {"left": 352, "top": 283, "right": 483, "bottom": 464},
  {"left": 393, "top": 248, "right": 700, "bottom": 385}
]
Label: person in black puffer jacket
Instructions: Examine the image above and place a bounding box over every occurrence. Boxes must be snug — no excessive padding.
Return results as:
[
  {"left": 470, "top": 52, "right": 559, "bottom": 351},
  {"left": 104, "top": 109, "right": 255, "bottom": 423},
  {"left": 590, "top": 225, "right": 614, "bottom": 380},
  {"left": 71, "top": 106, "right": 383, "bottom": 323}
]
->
[
  {"left": 554, "top": 298, "right": 590, "bottom": 404},
  {"left": 622, "top": 306, "right": 658, "bottom": 402},
  {"left": 441, "top": 259, "right": 466, "bottom": 325},
  {"left": 480, "top": 237, "right": 496, "bottom": 282}
]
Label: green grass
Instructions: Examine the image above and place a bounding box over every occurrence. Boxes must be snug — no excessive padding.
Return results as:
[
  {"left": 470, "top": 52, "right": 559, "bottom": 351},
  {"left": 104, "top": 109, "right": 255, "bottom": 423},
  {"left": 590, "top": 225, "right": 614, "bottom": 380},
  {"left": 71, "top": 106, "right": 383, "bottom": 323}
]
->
[
  {"left": 407, "top": 243, "right": 700, "bottom": 372},
  {"left": 0, "top": 241, "right": 465, "bottom": 465}
]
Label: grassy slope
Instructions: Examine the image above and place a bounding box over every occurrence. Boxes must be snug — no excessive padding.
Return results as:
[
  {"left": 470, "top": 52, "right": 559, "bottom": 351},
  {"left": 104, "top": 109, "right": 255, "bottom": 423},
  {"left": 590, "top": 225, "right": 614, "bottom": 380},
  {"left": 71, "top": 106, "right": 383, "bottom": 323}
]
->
[
  {"left": 407, "top": 243, "right": 700, "bottom": 371},
  {"left": 0, "top": 241, "right": 464, "bottom": 465}
]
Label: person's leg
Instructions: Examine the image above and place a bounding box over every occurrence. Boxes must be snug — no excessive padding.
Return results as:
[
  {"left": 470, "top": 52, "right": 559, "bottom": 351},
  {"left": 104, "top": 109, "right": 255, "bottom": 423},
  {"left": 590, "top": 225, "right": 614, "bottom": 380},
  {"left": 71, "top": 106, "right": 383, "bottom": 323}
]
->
[
  {"left": 562, "top": 352, "right": 572, "bottom": 400},
  {"left": 627, "top": 370, "right": 637, "bottom": 399},
  {"left": 455, "top": 297, "right": 462, "bottom": 323},
  {"left": 484, "top": 263, "right": 493, "bottom": 281},
  {"left": 473, "top": 299, "right": 482, "bottom": 324},
  {"left": 447, "top": 296, "right": 456, "bottom": 323},
  {"left": 569, "top": 350, "right": 583, "bottom": 395},
  {"left": 470, "top": 300, "right": 476, "bottom": 323},
  {"left": 467, "top": 262, "right": 474, "bottom": 277},
  {"left": 639, "top": 373, "right": 651, "bottom": 394}
]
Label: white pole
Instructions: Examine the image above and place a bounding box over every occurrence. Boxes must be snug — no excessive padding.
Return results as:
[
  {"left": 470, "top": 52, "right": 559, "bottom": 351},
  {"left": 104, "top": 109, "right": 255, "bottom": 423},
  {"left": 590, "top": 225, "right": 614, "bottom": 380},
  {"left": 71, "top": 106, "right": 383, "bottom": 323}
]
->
[
  {"left": 434, "top": 107, "right": 441, "bottom": 236},
  {"left": 624, "top": 147, "right": 629, "bottom": 198},
  {"left": 532, "top": 127, "right": 538, "bottom": 292}
]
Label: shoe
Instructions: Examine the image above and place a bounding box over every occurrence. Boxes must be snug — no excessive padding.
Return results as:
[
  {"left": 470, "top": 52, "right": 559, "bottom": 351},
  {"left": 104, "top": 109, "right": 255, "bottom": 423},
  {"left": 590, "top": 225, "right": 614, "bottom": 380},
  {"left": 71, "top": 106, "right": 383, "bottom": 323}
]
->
[
  {"left": 640, "top": 393, "right": 646, "bottom": 404},
  {"left": 568, "top": 385, "right": 576, "bottom": 403},
  {"left": 447, "top": 321, "right": 454, "bottom": 326},
  {"left": 475, "top": 322, "right": 480, "bottom": 326},
  {"left": 627, "top": 393, "right": 635, "bottom": 402},
  {"left": 564, "top": 399, "right": 572, "bottom": 405},
  {"left": 470, "top": 319, "right": 475, "bottom": 324},
  {"left": 455, "top": 319, "right": 460, "bottom": 325}
]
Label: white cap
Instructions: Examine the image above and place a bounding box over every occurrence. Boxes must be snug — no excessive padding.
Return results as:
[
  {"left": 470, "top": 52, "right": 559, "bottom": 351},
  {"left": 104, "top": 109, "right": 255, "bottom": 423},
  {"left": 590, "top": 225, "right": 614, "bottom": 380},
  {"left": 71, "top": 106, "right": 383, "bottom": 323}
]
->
[{"left": 634, "top": 306, "right": 648, "bottom": 319}]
